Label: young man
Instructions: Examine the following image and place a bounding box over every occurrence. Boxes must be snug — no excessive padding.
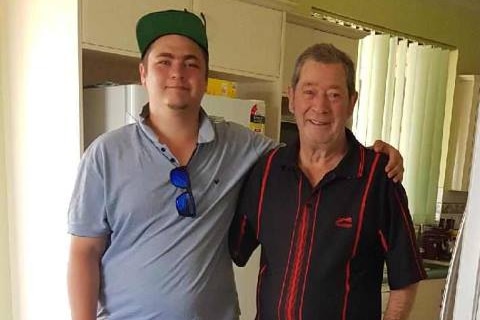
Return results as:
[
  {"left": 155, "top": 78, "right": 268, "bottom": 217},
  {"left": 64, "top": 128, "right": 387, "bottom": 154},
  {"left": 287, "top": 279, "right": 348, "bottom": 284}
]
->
[
  {"left": 230, "top": 44, "right": 426, "bottom": 320},
  {"left": 68, "top": 10, "right": 404, "bottom": 320}
]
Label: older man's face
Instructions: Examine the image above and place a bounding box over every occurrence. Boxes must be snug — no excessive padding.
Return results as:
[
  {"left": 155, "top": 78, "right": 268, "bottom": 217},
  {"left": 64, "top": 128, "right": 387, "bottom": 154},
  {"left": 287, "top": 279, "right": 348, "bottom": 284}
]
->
[{"left": 288, "top": 60, "right": 357, "bottom": 148}]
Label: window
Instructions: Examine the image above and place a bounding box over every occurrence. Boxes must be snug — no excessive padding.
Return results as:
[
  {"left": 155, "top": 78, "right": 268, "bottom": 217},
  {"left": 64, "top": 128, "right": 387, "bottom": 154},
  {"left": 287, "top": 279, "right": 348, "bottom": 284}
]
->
[{"left": 352, "top": 33, "right": 457, "bottom": 224}]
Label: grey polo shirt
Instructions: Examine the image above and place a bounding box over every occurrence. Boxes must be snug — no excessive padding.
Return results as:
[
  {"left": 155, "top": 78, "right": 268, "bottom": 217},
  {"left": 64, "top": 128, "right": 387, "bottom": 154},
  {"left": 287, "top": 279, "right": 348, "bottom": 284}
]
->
[{"left": 68, "top": 109, "right": 276, "bottom": 320}]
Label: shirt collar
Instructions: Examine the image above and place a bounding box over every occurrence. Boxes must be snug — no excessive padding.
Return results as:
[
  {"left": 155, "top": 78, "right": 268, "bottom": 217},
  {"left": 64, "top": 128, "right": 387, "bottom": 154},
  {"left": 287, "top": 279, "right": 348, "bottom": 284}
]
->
[
  {"left": 197, "top": 108, "right": 215, "bottom": 144},
  {"left": 137, "top": 103, "right": 216, "bottom": 145},
  {"left": 282, "top": 128, "right": 366, "bottom": 179}
]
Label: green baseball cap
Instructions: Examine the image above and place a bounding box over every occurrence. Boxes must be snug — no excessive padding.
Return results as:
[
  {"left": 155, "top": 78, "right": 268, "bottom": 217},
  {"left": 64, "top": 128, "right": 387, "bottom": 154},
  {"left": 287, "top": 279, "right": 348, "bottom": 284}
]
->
[{"left": 136, "top": 9, "right": 208, "bottom": 58}]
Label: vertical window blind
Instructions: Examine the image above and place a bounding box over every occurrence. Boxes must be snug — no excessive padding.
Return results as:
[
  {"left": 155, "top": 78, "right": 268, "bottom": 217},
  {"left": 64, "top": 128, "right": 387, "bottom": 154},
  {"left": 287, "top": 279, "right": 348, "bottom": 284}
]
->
[{"left": 352, "top": 33, "right": 455, "bottom": 224}]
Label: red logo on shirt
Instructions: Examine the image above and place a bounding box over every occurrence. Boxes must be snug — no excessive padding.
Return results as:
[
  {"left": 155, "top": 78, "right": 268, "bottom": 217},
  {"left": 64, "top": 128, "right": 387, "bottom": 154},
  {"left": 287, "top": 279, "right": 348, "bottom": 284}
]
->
[{"left": 335, "top": 217, "right": 353, "bottom": 228}]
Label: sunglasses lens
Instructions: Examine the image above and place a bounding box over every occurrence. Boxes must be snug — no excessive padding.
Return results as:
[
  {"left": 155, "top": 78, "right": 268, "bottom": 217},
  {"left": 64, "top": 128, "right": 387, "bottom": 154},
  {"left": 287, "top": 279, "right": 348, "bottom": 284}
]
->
[
  {"left": 170, "top": 166, "right": 196, "bottom": 217},
  {"left": 170, "top": 167, "right": 189, "bottom": 188},
  {"left": 176, "top": 192, "right": 196, "bottom": 217}
]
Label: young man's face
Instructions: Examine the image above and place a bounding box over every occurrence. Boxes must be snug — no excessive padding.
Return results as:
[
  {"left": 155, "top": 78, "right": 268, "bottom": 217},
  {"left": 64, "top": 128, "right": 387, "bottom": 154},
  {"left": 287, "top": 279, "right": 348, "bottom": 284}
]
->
[
  {"left": 288, "top": 60, "right": 357, "bottom": 148},
  {"left": 139, "top": 34, "right": 207, "bottom": 112}
]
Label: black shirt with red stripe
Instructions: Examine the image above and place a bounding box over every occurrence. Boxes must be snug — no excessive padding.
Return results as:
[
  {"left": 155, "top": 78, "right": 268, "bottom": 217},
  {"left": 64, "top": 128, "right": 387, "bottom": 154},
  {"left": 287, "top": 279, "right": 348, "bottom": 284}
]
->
[{"left": 229, "top": 129, "right": 426, "bottom": 320}]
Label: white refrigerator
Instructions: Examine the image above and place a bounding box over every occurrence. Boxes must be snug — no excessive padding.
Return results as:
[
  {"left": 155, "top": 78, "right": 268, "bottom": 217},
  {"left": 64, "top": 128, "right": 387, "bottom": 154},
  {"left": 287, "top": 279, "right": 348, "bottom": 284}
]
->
[
  {"left": 82, "top": 84, "right": 264, "bottom": 320},
  {"left": 83, "top": 84, "right": 266, "bottom": 148}
]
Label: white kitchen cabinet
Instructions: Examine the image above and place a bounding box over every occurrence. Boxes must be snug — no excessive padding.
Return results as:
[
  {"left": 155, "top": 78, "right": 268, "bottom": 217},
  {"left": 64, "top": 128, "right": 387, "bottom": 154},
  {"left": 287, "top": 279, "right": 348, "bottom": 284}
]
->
[
  {"left": 443, "top": 75, "right": 480, "bottom": 191},
  {"left": 313, "top": 29, "right": 359, "bottom": 71},
  {"left": 193, "top": 0, "right": 283, "bottom": 79},
  {"left": 282, "top": 23, "right": 316, "bottom": 92},
  {"left": 282, "top": 20, "right": 362, "bottom": 93},
  {"left": 81, "top": 0, "right": 192, "bottom": 56}
]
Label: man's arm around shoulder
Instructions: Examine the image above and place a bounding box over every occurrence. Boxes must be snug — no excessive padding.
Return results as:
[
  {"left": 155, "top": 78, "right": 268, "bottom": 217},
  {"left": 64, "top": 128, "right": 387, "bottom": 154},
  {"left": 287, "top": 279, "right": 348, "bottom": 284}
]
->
[{"left": 68, "top": 235, "right": 106, "bottom": 320}]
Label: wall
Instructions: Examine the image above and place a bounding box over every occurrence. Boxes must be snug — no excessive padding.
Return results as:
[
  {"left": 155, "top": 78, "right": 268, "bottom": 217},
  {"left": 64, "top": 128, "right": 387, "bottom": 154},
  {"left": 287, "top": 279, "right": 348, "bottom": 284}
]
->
[
  {"left": 452, "top": 104, "right": 480, "bottom": 319},
  {"left": 304, "top": 0, "right": 480, "bottom": 74},
  {"left": 0, "top": 0, "right": 13, "bottom": 317},
  {"left": 3, "top": 0, "right": 81, "bottom": 318}
]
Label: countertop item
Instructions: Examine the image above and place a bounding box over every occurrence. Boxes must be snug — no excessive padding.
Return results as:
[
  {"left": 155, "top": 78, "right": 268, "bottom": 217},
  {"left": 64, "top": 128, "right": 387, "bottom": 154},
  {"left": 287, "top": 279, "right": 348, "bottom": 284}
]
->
[{"left": 423, "top": 260, "right": 450, "bottom": 279}]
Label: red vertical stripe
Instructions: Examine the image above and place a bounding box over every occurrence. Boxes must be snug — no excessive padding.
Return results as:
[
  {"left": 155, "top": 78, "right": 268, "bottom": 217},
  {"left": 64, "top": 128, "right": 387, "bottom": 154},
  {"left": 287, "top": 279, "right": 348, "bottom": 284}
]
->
[
  {"left": 257, "top": 264, "right": 267, "bottom": 320},
  {"left": 257, "top": 148, "right": 279, "bottom": 238},
  {"left": 233, "top": 214, "right": 248, "bottom": 258},
  {"left": 393, "top": 189, "right": 424, "bottom": 276},
  {"left": 342, "top": 261, "right": 352, "bottom": 320},
  {"left": 378, "top": 229, "right": 389, "bottom": 252},
  {"left": 277, "top": 176, "right": 303, "bottom": 319},
  {"left": 285, "top": 207, "right": 309, "bottom": 319},
  {"left": 352, "top": 153, "right": 380, "bottom": 255},
  {"left": 298, "top": 192, "right": 322, "bottom": 320},
  {"left": 342, "top": 153, "right": 381, "bottom": 320},
  {"left": 357, "top": 146, "right": 365, "bottom": 178}
]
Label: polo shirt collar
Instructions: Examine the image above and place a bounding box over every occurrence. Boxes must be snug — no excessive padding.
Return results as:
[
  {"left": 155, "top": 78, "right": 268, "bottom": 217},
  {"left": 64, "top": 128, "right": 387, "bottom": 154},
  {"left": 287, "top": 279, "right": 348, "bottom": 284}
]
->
[
  {"left": 198, "top": 108, "right": 215, "bottom": 143},
  {"left": 283, "top": 128, "right": 365, "bottom": 179},
  {"left": 137, "top": 104, "right": 216, "bottom": 144}
]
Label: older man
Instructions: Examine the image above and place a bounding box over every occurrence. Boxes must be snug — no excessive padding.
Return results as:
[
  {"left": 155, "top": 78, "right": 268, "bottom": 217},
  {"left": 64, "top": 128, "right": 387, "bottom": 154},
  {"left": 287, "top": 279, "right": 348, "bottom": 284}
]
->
[{"left": 230, "top": 43, "right": 426, "bottom": 320}]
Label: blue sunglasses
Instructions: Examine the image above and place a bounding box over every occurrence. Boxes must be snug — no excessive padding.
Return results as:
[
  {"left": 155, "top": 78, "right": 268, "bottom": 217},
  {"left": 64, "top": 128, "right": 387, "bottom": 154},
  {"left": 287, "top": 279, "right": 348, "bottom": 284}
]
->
[{"left": 170, "top": 166, "right": 197, "bottom": 218}]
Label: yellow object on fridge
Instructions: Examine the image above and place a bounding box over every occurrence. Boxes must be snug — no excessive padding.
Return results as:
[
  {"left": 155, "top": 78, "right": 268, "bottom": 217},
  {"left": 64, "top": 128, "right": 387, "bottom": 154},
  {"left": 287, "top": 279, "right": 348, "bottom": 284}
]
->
[{"left": 206, "top": 78, "right": 237, "bottom": 98}]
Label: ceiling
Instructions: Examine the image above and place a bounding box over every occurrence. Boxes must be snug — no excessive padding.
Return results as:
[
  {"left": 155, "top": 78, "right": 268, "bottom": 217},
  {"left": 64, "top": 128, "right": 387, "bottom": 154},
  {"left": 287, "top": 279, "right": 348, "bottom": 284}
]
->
[{"left": 442, "top": 0, "right": 480, "bottom": 13}]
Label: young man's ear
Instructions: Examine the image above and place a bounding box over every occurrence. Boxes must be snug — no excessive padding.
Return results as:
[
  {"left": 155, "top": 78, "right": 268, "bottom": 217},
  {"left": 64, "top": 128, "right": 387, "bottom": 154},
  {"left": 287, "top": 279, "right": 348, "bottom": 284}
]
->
[{"left": 139, "top": 63, "right": 146, "bottom": 85}]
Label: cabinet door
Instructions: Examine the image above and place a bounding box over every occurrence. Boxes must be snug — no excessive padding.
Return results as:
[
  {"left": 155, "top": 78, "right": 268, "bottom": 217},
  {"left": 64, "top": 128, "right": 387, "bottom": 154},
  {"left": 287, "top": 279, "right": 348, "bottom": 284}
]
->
[
  {"left": 283, "top": 23, "right": 316, "bottom": 92},
  {"left": 283, "top": 22, "right": 359, "bottom": 92},
  {"left": 194, "top": 0, "right": 283, "bottom": 79},
  {"left": 313, "top": 30, "right": 359, "bottom": 69},
  {"left": 81, "top": 0, "right": 192, "bottom": 56}
]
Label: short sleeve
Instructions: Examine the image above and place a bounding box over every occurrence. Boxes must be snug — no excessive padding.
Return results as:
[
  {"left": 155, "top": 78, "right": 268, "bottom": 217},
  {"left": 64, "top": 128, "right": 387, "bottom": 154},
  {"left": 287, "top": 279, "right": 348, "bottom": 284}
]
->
[
  {"left": 67, "top": 144, "right": 111, "bottom": 237},
  {"left": 250, "top": 129, "right": 279, "bottom": 158},
  {"left": 228, "top": 150, "right": 269, "bottom": 266},
  {"left": 383, "top": 182, "right": 426, "bottom": 289}
]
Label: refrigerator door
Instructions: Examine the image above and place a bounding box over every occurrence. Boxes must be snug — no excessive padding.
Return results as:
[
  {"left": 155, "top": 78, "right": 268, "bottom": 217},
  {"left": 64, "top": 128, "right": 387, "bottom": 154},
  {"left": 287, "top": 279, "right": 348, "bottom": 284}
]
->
[
  {"left": 83, "top": 86, "right": 265, "bottom": 149},
  {"left": 83, "top": 85, "right": 148, "bottom": 148},
  {"left": 123, "top": 87, "right": 268, "bottom": 135},
  {"left": 83, "top": 85, "right": 127, "bottom": 148},
  {"left": 125, "top": 84, "right": 148, "bottom": 123},
  {"left": 201, "top": 94, "right": 266, "bottom": 134}
]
